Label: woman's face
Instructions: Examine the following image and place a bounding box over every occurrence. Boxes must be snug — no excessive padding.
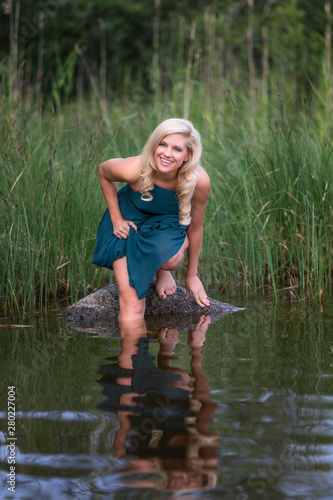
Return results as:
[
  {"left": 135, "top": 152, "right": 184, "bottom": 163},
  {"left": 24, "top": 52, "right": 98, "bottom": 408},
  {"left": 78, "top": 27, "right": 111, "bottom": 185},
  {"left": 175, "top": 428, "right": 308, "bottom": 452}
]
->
[{"left": 153, "top": 133, "right": 189, "bottom": 177}]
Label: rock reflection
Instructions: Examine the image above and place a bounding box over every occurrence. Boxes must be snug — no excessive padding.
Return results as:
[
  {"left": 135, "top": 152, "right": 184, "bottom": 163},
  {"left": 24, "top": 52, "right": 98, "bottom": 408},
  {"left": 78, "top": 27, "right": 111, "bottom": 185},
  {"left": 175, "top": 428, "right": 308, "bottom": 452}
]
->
[{"left": 97, "top": 315, "right": 219, "bottom": 493}]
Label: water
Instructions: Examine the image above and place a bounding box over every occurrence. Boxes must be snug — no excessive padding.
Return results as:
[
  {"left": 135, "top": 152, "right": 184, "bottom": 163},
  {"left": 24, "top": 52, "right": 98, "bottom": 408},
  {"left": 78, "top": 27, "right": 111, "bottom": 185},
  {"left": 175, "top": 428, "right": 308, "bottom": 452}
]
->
[{"left": 1, "top": 297, "right": 333, "bottom": 499}]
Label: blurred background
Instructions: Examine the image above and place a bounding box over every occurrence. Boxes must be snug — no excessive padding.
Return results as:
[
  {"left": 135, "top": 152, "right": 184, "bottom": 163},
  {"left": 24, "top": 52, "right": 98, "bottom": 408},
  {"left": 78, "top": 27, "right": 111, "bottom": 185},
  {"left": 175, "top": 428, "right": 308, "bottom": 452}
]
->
[{"left": 1, "top": 0, "right": 331, "bottom": 113}]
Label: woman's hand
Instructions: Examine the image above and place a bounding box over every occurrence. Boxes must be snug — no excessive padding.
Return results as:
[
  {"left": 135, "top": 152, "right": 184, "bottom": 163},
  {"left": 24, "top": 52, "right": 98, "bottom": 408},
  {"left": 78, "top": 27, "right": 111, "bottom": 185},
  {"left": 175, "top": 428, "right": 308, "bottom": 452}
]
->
[
  {"left": 188, "top": 315, "right": 211, "bottom": 348},
  {"left": 112, "top": 217, "right": 137, "bottom": 239},
  {"left": 184, "top": 275, "right": 210, "bottom": 308}
]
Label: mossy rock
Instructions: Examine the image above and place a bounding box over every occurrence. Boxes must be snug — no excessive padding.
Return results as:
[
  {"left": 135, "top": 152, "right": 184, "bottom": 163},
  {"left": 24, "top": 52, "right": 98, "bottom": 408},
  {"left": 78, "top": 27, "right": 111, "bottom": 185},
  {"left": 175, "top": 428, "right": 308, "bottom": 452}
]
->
[{"left": 62, "top": 279, "right": 245, "bottom": 334}]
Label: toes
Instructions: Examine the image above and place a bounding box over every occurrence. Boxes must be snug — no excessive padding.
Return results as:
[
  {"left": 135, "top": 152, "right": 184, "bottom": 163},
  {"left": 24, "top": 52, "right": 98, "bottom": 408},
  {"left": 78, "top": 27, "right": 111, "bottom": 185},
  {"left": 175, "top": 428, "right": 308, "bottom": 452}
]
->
[
  {"left": 165, "top": 285, "right": 177, "bottom": 295},
  {"left": 155, "top": 287, "right": 166, "bottom": 299}
]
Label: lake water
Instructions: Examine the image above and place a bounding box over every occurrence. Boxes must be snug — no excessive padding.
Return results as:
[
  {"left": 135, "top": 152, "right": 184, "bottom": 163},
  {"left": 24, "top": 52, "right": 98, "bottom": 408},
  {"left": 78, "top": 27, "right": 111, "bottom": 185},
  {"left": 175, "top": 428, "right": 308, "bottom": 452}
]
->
[{"left": 1, "top": 296, "right": 333, "bottom": 499}]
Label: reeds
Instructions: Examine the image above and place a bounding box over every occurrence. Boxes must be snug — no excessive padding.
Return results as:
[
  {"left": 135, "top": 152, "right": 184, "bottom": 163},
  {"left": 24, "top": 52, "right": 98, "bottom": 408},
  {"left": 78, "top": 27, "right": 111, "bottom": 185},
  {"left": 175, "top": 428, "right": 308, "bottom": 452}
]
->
[
  {"left": 202, "top": 95, "right": 333, "bottom": 298},
  {"left": 1, "top": 91, "right": 333, "bottom": 314},
  {"left": 1, "top": 4, "right": 333, "bottom": 314},
  {"left": 1, "top": 109, "right": 110, "bottom": 314}
]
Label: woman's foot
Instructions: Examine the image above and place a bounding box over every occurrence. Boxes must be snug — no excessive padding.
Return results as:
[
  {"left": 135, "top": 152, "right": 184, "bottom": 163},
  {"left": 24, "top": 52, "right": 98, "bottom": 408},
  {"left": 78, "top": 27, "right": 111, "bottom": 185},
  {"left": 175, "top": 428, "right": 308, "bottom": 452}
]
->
[{"left": 155, "top": 269, "right": 177, "bottom": 299}]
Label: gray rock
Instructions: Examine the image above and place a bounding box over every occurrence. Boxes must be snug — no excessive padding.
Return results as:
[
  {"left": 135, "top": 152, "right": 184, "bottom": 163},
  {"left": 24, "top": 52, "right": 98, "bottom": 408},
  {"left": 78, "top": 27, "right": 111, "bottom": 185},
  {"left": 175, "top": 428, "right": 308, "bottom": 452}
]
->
[{"left": 62, "top": 279, "right": 244, "bottom": 333}]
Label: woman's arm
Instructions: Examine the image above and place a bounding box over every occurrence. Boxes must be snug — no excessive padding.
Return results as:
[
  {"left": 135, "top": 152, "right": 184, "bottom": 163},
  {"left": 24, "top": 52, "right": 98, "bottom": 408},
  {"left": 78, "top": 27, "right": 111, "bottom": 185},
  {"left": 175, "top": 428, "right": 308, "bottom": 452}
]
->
[
  {"left": 185, "top": 168, "right": 211, "bottom": 307},
  {"left": 98, "top": 156, "right": 141, "bottom": 239}
]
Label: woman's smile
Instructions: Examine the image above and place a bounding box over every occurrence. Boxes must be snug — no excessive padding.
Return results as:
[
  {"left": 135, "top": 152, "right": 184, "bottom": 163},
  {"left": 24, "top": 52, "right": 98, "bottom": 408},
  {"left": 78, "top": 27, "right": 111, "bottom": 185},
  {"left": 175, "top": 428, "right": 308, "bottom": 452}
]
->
[{"left": 160, "top": 157, "right": 173, "bottom": 166}]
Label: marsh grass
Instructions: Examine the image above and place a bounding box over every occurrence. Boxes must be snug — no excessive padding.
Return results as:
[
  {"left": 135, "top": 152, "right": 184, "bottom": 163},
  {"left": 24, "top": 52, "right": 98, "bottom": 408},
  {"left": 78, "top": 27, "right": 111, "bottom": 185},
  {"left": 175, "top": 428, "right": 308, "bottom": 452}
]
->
[
  {"left": 1, "top": 108, "right": 108, "bottom": 313},
  {"left": 202, "top": 94, "right": 333, "bottom": 299},
  {"left": 1, "top": 88, "right": 333, "bottom": 315}
]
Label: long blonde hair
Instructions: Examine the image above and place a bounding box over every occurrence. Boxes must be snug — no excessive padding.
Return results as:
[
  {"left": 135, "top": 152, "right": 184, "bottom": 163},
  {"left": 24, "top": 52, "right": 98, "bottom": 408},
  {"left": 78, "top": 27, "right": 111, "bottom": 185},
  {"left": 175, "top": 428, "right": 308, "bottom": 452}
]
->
[{"left": 140, "top": 118, "right": 202, "bottom": 226}]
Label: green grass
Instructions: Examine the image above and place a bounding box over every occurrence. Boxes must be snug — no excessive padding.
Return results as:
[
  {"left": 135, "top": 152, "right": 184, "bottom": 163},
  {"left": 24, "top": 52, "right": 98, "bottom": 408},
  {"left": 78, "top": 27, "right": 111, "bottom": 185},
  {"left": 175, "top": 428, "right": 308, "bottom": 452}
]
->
[
  {"left": 1, "top": 85, "right": 333, "bottom": 315},
  {"left": 201, "top": 94, "right": 333, "bottom": 298}
]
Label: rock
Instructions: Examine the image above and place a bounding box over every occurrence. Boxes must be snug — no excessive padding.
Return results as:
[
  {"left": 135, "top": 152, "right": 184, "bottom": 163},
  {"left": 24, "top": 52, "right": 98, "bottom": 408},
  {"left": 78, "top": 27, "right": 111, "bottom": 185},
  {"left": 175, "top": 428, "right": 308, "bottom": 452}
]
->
[{"left": 62, "top": 279, "right": 244, "bottom": 333}]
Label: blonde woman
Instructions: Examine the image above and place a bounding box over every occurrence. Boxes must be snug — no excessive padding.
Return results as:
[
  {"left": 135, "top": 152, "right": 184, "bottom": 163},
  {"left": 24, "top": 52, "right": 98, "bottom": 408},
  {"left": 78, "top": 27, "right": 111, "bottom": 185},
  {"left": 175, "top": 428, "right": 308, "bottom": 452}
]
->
[{"left": 92, "top": 118, "right": 211, "bottom": 322}]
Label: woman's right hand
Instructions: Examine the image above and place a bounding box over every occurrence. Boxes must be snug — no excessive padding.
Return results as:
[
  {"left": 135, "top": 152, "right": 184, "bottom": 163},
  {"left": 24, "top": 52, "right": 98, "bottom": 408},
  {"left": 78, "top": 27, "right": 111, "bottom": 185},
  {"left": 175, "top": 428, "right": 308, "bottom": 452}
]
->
[{"left": 112, "top": 217, "right": 137, "bottom": 239}]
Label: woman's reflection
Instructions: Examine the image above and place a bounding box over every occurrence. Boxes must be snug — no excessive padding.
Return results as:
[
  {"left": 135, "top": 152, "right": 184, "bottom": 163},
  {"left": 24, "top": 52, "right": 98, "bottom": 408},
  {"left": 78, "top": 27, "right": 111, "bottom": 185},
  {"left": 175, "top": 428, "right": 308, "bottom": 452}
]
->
[{"left": 97, "top": 315, "right": 219, "bottom": 493}]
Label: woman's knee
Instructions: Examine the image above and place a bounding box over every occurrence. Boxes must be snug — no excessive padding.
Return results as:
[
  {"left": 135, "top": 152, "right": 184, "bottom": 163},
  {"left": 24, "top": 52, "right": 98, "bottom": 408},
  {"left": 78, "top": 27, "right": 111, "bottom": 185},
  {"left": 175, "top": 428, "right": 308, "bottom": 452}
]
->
[
  {"left": 161, "top": 251, "right": 184, "bottom": 271},
  {"left": 161, "top": 235, "right": 189, "bottom": 270}
]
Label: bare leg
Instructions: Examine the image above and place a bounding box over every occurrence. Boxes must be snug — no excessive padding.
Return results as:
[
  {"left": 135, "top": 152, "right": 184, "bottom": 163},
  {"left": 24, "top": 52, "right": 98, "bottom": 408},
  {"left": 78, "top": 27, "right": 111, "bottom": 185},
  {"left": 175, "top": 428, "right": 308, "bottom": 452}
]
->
[
  {"left": 113, "top": 256, "right": 146, "bottom": 322},
  {"left": 114, "top": 324, "right": 147, "bottom": 456},
  {"left": 155, "top": 234, "right": 189, "bottom": 299},
  {"left": 117, "top": 323, "right": 146, "bottom": 384}
]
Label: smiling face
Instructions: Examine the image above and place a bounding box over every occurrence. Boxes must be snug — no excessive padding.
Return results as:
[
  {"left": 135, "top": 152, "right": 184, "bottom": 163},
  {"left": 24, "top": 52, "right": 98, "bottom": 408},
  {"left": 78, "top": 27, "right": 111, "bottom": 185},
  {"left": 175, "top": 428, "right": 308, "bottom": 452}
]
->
[{"left": 153, "top": 133, "right": 190, "bottom": 179}]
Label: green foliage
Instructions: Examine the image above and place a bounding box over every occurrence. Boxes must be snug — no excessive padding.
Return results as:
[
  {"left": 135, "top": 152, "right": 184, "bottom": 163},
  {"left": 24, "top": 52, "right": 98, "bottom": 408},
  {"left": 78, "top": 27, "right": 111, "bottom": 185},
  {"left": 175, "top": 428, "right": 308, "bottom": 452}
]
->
[
  {"left": 201, "top": 94, "right": 333, "bottom": 296},
  {"left": 0, "top": 108, "right": 107, "bottom": 312},
  {"left": 1, "top": 87, "right": 333, "bottom": 314},
  {"left": 0, "top": 0, "right": 331, "bottom": 103}
]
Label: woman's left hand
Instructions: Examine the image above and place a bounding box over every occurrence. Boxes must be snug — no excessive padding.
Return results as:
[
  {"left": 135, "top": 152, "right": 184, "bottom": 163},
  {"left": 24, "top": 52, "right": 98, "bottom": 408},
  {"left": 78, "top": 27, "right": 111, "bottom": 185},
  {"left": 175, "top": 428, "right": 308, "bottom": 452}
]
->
[{"left": 184, "top": 275, "right": 210, "bottom": 308}]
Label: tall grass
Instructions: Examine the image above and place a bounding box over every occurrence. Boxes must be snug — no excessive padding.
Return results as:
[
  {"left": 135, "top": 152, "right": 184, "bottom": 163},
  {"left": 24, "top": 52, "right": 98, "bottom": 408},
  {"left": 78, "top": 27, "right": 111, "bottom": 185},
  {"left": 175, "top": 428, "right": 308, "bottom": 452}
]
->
[
  {"left": 1, "top": 4, "right": 333, "bottom": 314},
  {"left": 1, "top": 88, "right": 333, "bottom": 315},
  {"left": 1, "top": 106, "right": 109, "bottom": 314},
  {"left": 201, "top": 94, "right": 333, "bottom": 298}
]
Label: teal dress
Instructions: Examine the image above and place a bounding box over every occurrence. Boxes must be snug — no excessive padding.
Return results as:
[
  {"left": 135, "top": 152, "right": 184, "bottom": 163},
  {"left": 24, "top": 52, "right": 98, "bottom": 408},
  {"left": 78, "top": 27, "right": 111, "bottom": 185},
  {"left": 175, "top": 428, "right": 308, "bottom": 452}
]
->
[{"left": 92, "top": 184, "right": 187, "bottom": 300}]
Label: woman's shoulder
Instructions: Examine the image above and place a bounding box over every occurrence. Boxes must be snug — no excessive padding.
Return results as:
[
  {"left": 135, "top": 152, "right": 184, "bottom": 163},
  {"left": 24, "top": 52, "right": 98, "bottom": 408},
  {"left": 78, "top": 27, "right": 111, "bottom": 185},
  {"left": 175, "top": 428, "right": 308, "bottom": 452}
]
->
[
  {"left": 194, "top": 166, "right": 211, "bottom": 197},
  {"left": 124, "top": 155, "right": 142, "bottom": 176},
  {"left": 125, "top": 155, "right": 143, "bottom": 189},
  {"left": 100, "top": 155, "right": 142, "bottom": 184},
  {"left": 115, "top": 154, "right": 142, "bottom": 171}
]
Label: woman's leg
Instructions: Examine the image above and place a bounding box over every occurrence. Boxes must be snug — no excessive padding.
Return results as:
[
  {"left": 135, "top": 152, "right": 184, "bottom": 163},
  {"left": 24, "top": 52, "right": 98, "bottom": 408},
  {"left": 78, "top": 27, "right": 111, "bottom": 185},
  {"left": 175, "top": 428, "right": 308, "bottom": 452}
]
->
[
  {"left": 113, "top": 256, "right": 146, "bottom": 322},
  {"left": 155, "top": 234, "right": 189, "bottom": 299}
]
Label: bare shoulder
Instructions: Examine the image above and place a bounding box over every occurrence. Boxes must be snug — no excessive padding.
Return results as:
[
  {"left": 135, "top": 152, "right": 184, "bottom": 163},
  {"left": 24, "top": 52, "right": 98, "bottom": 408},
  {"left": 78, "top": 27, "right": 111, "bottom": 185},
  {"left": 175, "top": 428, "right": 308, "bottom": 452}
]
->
[
  {"left": 194, "top": 166, "right": 211, "bottom": 202},
  {"left": 99, "top": 155, "right": 142, "bottom": 183}
]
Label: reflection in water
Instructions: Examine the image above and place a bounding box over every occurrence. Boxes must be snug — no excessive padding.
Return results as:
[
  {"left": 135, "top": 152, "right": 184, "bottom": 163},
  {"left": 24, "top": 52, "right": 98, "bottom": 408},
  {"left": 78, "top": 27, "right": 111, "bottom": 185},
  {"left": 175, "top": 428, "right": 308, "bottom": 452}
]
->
[
  {"left": 97, "top": 316, "right": 219, "bottom": 493},
  {"left": 2, "top": 302, "right": 333, "bottom": 498}
]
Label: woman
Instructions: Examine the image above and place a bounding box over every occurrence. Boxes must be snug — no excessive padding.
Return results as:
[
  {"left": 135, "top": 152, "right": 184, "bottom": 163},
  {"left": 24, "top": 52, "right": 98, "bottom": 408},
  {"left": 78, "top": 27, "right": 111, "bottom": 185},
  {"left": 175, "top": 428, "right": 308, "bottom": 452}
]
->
[{"left": 92, "top": 118, "right": 211, "bottom": 323}]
